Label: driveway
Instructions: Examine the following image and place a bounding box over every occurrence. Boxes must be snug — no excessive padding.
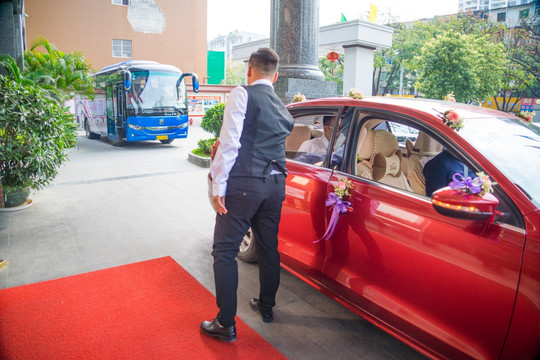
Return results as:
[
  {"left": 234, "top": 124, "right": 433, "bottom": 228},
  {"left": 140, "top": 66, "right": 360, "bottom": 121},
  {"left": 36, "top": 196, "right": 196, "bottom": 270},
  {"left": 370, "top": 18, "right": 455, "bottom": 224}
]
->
[{"left": 0, "top": 126, "right": 424, "bottom": 360}]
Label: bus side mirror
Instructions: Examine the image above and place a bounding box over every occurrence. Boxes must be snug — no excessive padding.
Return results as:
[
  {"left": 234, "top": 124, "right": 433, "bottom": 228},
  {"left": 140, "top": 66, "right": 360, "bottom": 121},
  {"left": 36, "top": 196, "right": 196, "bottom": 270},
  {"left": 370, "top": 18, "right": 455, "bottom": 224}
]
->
[
  {"left": 192, "top": 73, "right": 199, "bottom": 93},
  {"left": 178, "top": 73, "right": 199, "bottom": 93},
  {"left": 123, "top": 71, "right": 132, "bottom": 91}
]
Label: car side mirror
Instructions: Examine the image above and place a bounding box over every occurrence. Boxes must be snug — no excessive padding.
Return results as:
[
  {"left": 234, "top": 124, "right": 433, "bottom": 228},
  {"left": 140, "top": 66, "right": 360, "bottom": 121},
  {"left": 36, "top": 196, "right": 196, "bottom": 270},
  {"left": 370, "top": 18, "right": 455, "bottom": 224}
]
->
[{"left": 431, "top": 187, "right": 499, "bottom": 222}]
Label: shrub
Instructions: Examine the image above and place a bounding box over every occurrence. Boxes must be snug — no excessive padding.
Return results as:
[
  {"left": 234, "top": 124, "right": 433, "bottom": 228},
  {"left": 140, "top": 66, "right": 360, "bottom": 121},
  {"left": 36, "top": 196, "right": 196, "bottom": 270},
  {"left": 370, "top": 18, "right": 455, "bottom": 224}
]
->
[
  {"left": 201, "top": 103, "right": 225, "bottom": 137},
  {"left": 0, "top": 74, "right": 77, "bottom": 191},
  {"left": 196, "top": 137, "right": 217, "bottom": 156}
]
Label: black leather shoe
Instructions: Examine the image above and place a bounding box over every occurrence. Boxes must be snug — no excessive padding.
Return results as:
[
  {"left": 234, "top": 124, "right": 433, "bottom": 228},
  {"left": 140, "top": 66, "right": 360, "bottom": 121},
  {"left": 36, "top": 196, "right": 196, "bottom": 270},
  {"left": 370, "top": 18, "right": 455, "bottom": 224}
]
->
[
  {"left": 250, "top": 298, "right": 273, "bottom": 323},
  {"left": 200, "top": 318, "right": 237, "bottom": 342}
]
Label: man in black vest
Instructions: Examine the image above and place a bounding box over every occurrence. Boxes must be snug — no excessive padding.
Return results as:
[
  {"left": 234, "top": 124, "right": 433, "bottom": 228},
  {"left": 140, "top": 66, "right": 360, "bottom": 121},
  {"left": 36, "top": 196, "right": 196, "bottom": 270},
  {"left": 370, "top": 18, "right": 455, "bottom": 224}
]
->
[{"left": 200, "top": 48, "right": 294, "bottom": 342}]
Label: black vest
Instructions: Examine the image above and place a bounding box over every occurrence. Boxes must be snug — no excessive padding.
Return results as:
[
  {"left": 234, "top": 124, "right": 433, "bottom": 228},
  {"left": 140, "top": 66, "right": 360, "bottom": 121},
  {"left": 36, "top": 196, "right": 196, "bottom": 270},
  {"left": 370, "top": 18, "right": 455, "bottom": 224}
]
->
[{"left": 229, "top": 84, "right": 294, "bottom": 178}]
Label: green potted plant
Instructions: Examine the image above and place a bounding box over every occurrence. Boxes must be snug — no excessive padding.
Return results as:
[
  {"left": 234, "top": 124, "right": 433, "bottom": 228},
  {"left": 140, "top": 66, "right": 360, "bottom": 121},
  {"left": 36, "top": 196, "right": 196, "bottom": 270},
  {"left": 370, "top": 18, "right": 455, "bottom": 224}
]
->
[
  {"left": 188, "top": 103, "right": 225, "bottom": 167},
  {"left": 0, "top": 55, "right": 77, "bottom": 208}
]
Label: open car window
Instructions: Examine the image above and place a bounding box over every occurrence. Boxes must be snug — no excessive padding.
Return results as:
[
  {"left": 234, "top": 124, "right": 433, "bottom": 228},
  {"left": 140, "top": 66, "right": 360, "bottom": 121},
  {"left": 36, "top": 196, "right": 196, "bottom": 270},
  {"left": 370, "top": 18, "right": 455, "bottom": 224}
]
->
[{"left": 350, "top": 112, "right": 522, "bottom": 228}]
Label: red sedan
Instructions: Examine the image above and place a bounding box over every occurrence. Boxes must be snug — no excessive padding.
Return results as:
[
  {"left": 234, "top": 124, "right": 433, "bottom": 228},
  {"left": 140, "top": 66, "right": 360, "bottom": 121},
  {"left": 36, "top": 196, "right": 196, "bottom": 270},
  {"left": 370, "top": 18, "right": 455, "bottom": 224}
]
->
[{"left": 239, "top": 97, "right": 540, "bottom": 360}]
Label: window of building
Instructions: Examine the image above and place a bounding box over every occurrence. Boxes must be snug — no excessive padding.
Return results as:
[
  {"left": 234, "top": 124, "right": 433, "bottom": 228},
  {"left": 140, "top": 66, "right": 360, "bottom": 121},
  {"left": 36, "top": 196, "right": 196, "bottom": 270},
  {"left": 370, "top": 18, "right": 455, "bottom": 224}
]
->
[
  {"left": 112, "top": 0, "right": 130, "bottom": 5},
  {"left": 112, "top": 39, "right": 132, "bottom": 58},
  {"left": 519, "top": 8, "right": 530, "bottom": 18},
  {"left": 497, "top": 12, "right": 506, "bottom": 22}
]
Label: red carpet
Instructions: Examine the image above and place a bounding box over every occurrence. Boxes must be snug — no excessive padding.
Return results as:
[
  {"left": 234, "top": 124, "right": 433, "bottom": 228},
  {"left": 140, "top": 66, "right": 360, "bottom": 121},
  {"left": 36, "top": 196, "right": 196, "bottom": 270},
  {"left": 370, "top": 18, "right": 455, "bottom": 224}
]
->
[{"left": 0, "top": 257, "right": 288, "bottom": 359}]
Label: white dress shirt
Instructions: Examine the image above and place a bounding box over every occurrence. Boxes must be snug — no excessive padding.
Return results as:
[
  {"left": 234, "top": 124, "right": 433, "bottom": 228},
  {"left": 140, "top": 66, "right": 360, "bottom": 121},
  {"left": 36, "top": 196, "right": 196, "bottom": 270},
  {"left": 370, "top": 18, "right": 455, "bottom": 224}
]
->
[
  {"left": 297, "top": 135, "right": 329, "bottom": 154},
  {"left": 210, "top": 79, "right": 275, "bottom": 197}
]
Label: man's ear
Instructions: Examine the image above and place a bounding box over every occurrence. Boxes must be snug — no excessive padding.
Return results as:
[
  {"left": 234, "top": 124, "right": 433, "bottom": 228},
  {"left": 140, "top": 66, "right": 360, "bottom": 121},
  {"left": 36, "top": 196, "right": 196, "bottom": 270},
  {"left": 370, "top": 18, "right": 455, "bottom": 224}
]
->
[
  {"left": 247, "top": 65, "right": 252, "bottom": 78},
  {"left": 272, "top": 71, "right": 279, "bottom": 83}
]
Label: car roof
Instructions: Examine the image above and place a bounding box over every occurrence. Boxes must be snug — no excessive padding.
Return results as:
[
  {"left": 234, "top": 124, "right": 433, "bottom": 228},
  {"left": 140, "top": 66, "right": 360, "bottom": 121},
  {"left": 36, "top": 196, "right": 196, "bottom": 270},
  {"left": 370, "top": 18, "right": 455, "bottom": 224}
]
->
[{"left": 286, "top": 96, "right": 515, "bottom": 121}]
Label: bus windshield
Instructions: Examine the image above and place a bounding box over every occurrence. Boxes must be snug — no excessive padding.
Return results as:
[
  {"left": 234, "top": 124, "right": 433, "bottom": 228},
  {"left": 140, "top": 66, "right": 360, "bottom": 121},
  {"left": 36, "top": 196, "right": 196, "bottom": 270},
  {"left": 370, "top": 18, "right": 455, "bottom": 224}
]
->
[{"left": 128, "top": 70, "right": 187, "bottom": 113}]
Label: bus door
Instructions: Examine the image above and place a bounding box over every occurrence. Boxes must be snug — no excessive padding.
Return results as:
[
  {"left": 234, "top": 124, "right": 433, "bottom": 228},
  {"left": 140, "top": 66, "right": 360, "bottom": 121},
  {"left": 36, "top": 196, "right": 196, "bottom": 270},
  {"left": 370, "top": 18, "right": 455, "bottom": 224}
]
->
[{"left": 107, "top": 83, "right": 126, "bottom": 142}]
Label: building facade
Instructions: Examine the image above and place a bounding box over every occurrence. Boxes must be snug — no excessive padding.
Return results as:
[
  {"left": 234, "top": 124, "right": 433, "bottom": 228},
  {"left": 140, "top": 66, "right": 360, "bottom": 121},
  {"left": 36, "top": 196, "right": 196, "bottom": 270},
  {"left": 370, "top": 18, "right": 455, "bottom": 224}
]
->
[
  {"left": 459, "top": 0, "right": 539, "bottom": 24},
  {"left": 25, "top": 0, "right": 207, "bottom": 82},
  {"left": 207, "top": 30, "right": 265, "bottom": 62}
]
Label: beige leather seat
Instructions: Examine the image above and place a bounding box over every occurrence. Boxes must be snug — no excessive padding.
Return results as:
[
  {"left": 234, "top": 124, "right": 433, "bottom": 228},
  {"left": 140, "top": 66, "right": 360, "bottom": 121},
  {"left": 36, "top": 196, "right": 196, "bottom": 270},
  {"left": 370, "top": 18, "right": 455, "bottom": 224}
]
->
[
  {"left": 356, "top": 129, "right": 412, "bottom": 191},
  {"left": 404, "top": 132, "right": 442, "bottom": 195},
  {"left": 285, "top": 124, "right": 312, "bottom": 152}
]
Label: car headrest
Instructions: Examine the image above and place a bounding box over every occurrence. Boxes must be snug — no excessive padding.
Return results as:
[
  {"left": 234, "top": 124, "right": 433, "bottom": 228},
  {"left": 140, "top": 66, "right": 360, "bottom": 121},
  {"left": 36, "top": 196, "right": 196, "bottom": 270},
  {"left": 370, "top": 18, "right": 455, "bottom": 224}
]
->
[
  {"left": 412, "top": 132, "right": 442, "bottom": 156},
  {"left": 373, "top": 151, "right": 402, "bottom": 180},
  {"left": 358, "top": 130, "right": 399, "bottom": 160}
]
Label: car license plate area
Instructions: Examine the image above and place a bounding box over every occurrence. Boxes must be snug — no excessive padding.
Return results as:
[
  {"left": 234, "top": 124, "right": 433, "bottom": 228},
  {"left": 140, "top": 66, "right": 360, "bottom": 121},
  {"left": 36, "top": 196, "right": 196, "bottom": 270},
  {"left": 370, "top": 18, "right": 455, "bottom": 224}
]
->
[{"left": 156, "top": 135, "right": 168, "bottom": 140}]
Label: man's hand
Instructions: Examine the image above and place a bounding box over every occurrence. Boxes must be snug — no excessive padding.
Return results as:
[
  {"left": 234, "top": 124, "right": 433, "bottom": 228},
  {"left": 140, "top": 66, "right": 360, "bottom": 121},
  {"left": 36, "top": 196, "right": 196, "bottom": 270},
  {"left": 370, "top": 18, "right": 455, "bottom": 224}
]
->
[
  {"left": 212, "top": 195, "right": 227, "bottom": 215},
  {"left": 210, "top": 139, "right": 221, "bottom": 160}
]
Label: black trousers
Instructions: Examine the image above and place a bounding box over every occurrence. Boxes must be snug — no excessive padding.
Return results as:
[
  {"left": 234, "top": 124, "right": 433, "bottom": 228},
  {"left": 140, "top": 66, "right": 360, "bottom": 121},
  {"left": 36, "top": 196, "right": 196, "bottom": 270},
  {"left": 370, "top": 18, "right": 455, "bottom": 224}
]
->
[{"left": 212, "top": 174, "right": 286, "bottom": 327}]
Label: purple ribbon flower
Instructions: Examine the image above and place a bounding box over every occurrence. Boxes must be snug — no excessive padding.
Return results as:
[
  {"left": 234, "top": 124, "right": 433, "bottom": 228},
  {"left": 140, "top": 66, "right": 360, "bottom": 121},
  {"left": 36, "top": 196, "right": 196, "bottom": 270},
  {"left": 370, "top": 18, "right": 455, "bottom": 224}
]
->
[
  {"left": 314, "top": 192, "right": 351, "bottom": 243},
  {"left": 449, "top": 173, "right": 482, "bottom": 195}
]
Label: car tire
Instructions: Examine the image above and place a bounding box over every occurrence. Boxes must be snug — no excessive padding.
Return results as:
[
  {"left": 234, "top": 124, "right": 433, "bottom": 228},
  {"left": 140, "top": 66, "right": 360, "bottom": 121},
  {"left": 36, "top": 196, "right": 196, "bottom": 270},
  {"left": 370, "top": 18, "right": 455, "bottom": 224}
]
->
[
  {"left": 160, "top": 139, "right": 174, "bottom": 144},
  {"left": 238, "top": 228, "right": 257, "bottom": 263},
  {"left": 84, "top": 120, "right": 100, "bottom": 139}
]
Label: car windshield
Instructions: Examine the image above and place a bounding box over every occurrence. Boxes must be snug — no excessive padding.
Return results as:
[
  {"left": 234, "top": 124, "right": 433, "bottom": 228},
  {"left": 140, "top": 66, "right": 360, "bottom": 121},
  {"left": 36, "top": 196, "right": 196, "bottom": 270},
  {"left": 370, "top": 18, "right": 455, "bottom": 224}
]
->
[
  {"left": 128, "top": 70, "right": 186, "bottom": 113},
  {"left": 459, "top": 116, "right": 540, "bottom": 208}
]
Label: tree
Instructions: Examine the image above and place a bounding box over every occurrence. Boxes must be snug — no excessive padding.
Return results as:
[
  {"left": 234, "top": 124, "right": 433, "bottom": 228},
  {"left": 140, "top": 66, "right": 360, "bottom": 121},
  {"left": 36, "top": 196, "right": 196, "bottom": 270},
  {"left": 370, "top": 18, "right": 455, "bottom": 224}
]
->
[
  {"left": 319, "top": 55, "right": 343, "bottom": 94},
  {"left": 224, "top": 60, "right": 245, "bottom": 85},
  {"left": 490, "top": 16, "right": 540, "bottom": 111},
  {"left": 414, "top": 31, "right": 505, "bottom": 103},
  {"left": 373, "top": 11, "right": 506, "bottom": 97},
  {"left": 23, "top": 36, "right": 95, "bottom": 102}
]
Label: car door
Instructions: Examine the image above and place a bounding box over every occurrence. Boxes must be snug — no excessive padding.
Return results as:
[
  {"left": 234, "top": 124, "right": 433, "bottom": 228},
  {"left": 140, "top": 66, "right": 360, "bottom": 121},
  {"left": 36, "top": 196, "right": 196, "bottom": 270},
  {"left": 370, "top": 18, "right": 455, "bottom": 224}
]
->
[
  {"left": 278, "top": 107, "right": 344, "bottom": 284},
  {"left": 319, "top": 109, "right": 525, "bottom": 359}
]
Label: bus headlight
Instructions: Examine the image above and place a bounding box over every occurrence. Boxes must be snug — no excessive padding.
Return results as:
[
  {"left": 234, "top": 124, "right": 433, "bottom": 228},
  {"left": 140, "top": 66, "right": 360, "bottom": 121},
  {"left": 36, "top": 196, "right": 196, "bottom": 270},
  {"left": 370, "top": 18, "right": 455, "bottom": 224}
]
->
[
  {"left": 179, "top": 123, "right": 188, "bottom": 129},
  {"left": 128, "top": 124, "right": 143, "bottom": 131}
]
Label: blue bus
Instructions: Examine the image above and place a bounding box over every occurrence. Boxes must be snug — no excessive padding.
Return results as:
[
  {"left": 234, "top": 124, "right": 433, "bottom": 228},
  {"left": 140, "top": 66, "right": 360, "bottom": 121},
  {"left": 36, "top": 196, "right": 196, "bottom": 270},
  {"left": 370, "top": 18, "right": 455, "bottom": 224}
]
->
[{"left": 77, "top": 60, "right": 199, "bottom": 145}]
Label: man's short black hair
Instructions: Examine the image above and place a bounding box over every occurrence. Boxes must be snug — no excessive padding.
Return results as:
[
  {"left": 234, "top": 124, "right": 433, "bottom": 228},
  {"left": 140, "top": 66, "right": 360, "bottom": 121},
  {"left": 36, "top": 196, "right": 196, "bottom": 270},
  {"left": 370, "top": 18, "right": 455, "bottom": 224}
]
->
[
  {"left": 249, "top": 47, "right": 280, "bottom": 76},
  {"left": 323, "top": 116, "right": 335, "bottom": 126}
]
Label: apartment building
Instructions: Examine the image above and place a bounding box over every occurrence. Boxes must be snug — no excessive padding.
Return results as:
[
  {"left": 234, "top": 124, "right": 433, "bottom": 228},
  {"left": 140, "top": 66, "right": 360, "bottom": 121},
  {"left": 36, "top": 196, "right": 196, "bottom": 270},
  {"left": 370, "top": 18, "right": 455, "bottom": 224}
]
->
[{"left": 24, "top": 0, "right": 207, "bottom": 81}]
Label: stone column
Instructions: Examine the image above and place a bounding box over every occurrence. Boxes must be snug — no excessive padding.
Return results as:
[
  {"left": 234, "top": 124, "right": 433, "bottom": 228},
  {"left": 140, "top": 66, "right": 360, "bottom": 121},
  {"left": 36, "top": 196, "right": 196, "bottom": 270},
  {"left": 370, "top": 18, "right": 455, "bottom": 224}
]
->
[
  {"left": 270, "top": 0, "right": 336, "bottom": 103},
  {"left": 343, "top": 44, "right": 375, "bottom": 97}
]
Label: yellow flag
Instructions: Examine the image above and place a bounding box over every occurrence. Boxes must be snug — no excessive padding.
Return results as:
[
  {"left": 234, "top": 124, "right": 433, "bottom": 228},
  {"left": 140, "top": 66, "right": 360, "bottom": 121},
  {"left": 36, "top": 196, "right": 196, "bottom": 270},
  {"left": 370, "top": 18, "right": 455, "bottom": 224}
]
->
[{"left": 369, "top": 3, "right": 378, "bottom": 23}]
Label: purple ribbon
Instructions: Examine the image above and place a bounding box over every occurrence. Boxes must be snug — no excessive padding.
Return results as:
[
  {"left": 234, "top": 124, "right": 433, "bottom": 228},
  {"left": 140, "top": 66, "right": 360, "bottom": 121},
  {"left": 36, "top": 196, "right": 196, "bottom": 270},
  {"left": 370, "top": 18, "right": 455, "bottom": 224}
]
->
[
  {"left": 449, "top": 173, "right": 482, "bottom": 195},
  {"left": 314, "top": 192, "right": 351, "bottom": 243}
]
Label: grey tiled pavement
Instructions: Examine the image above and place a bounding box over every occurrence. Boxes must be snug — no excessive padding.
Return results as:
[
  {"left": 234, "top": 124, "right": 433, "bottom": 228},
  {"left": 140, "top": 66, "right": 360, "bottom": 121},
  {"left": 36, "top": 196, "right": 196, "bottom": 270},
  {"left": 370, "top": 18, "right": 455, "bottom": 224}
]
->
[{"left": 0, "top": 126, "right": 425, "bottom": 360}]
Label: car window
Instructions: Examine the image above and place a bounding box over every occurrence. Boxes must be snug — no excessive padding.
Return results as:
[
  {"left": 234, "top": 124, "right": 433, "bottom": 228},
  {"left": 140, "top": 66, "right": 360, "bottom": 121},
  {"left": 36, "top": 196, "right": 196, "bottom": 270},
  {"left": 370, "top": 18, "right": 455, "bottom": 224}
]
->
[
  {"left": 286, "top": 113, "right": 338, "bottom": 167},
  {"left": 351, "top": 114, "right": 522, "bottom": 228}
]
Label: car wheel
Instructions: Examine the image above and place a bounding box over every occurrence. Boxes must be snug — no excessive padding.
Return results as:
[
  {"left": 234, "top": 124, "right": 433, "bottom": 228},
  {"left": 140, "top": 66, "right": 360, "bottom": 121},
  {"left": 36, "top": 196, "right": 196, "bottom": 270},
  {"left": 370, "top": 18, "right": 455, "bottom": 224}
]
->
[
  {"left": 238, "top": 228, "right": 257, "bottom": 263},
  {"left": 84, "top": 120, "right": 100, "bottom": 139},
  {"left": 160, "top": 139, "right": 174, "bottom": 144}
]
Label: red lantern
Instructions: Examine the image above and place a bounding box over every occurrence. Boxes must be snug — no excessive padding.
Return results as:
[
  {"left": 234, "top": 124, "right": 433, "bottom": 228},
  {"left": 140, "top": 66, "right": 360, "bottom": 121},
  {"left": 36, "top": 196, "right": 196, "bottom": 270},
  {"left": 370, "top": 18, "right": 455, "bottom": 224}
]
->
[
  {"left": 326, "top": 52, "right": 339, "bottom": 75},
  {"left": 327, "top": 51, "right": 339, "bottom": 62}
]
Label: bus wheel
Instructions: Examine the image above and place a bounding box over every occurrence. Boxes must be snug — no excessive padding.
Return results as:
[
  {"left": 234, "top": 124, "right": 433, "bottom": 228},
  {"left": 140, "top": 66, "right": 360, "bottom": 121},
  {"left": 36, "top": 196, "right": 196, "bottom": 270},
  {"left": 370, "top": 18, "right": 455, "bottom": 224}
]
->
[
  {"left": 160, "top": 139, "right": 174, "bottom": 144},
  {"left": 238, "top": 228, "right": 258, "bottom": 263},
  {"left": 84, "top": 120, "right": 100, "bottom": 139}
]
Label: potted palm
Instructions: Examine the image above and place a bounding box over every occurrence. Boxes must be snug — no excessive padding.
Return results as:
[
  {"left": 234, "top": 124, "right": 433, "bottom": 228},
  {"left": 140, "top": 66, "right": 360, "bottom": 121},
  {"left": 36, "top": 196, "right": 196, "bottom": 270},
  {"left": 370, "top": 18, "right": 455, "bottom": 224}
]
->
[{"left": 0, "top": 55, "right": 77, "bottom": 208}]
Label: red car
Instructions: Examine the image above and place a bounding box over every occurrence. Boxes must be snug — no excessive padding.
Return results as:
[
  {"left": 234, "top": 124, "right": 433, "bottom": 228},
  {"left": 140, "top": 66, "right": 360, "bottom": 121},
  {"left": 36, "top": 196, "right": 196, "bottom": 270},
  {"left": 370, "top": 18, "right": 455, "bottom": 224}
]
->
[{"left": 239, "top": 97, "right": 540, "bottom": 360}]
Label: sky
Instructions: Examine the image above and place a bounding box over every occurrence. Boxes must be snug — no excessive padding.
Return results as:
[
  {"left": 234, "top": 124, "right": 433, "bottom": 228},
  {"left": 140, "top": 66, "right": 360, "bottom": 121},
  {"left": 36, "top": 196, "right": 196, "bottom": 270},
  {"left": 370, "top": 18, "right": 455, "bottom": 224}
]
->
[{"left": 207, "top": 0, "right": 460, "bottom": 41}]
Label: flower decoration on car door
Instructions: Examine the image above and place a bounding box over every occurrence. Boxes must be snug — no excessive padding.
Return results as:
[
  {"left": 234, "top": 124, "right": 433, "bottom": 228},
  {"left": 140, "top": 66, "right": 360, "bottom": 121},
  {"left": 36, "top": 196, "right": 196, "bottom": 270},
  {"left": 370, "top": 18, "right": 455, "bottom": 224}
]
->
[{"left": 314, "top": 177, "right": 353, "bottom": 243}]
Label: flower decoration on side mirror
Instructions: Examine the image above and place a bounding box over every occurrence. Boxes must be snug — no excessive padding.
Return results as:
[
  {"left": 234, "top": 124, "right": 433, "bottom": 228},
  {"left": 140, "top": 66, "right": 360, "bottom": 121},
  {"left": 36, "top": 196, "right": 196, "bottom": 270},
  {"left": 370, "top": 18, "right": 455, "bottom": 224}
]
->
[
  {"left": 315, "top": 177, "right": 354, "bottom": 243},
  {"left": 449, "top": 171, "right": 496, "bottom": 197},
  {"left": 347, "top": 88, "right": 364, "bottom": 100},
  {"left": 436, "top": 109, "right": 464, "bottom": 131},
  {"left": 291, "top": 92, "right": 307, "bottom": 103},
  {"left": 516, "top": 110, "right": 535, "bottom": 123}
]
